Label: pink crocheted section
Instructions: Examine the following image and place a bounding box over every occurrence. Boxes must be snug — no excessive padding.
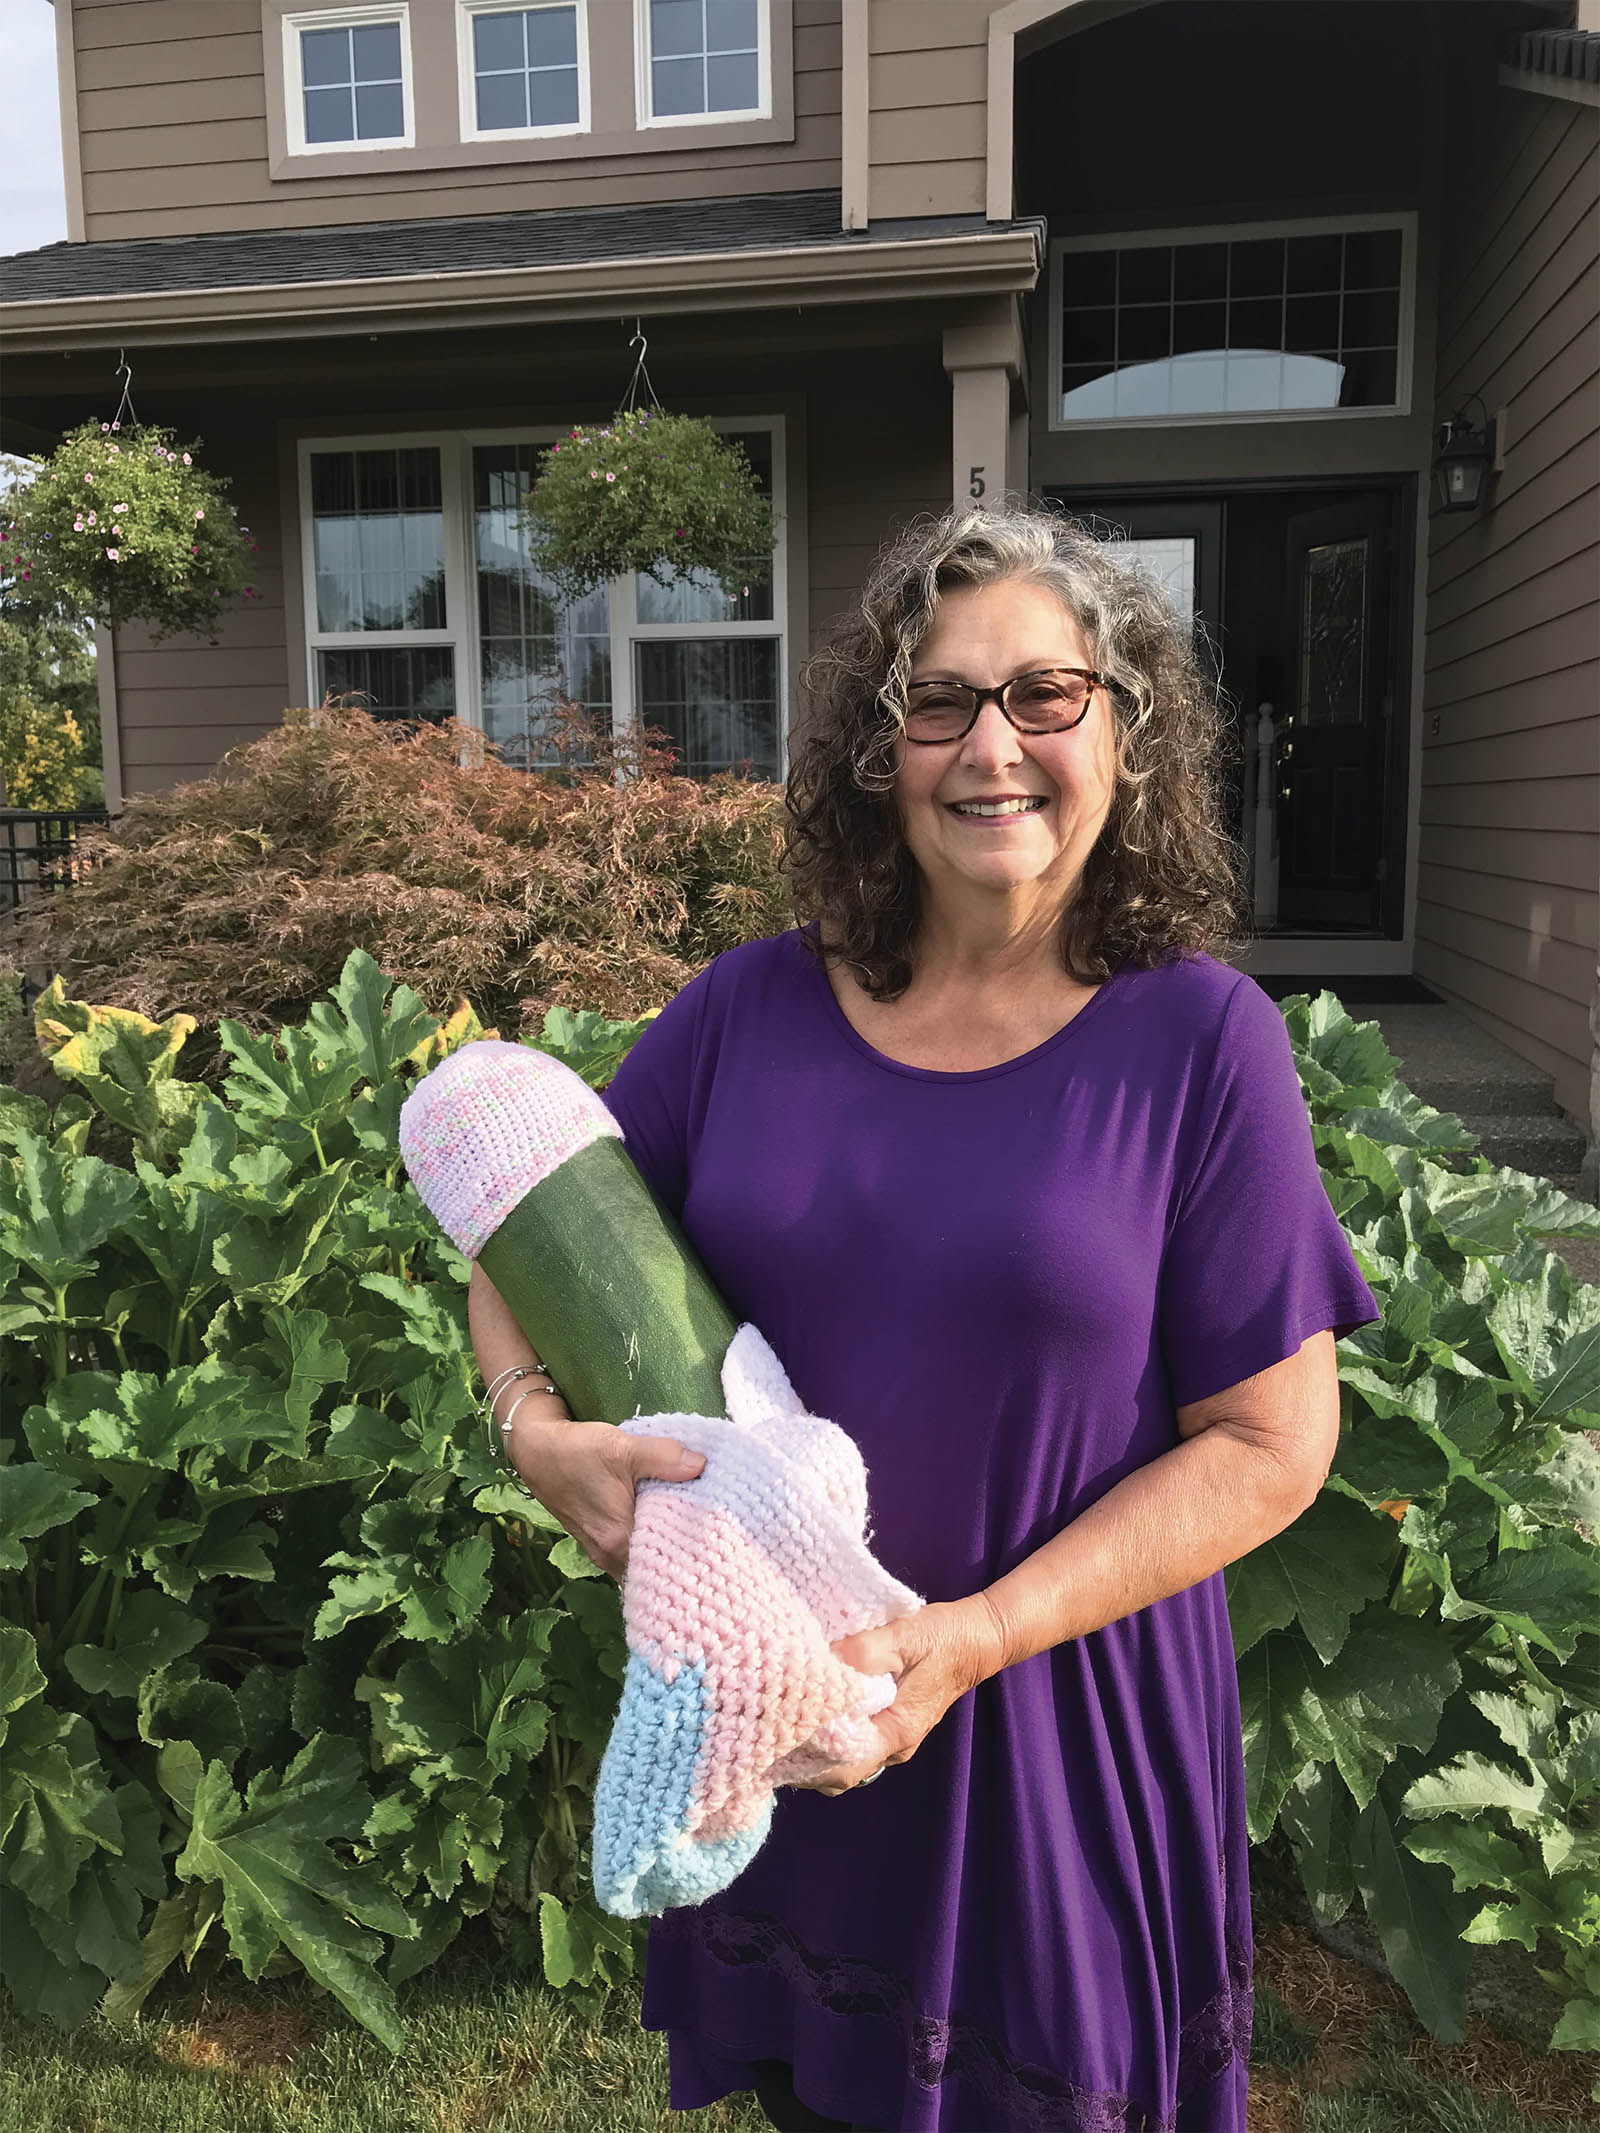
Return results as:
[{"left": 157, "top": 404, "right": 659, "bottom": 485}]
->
[
  {"left": 625, "top": 1492, "right": 901, "bottom": 1842},
  {"left": 398, "top": 1039, "right": 621, "bottom": 1258}
]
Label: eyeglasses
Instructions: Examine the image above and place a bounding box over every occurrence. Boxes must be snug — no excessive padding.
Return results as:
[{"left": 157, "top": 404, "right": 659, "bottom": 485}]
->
[{"left": 901, "top": 667, "right": 1105, "bottom": 745}]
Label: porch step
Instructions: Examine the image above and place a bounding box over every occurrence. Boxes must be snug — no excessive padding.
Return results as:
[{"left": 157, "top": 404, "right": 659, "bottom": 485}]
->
[
  {"left": 1455, "top": 1114, "right": 1590, "bottom": 1180},
  {"left": 1355, "top": 1003, "right": 1563, "bottom": 1120}
]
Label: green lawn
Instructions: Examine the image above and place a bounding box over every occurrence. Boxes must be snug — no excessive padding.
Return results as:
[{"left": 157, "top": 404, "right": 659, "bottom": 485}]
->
[{"left": 2, "top": 1925, "right": 1593, "bottom": 2133}]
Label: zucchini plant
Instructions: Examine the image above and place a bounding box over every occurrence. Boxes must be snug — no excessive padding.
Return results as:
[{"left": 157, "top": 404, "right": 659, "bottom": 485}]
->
[{"left": 1, "top": 959, "right": 1596, "bottom": 2058}]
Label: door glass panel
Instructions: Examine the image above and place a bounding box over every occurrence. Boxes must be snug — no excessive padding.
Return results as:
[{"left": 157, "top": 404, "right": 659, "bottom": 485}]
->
[
  {"left": 635, "top": 430, "right": 774, "bottom": 623},
  {"left": 474, "top": 443, "right": 611, "bottom": 769},
  {"left": 636, "top": 638, "right": 780, "bottom": 777},
  {"left": 311, "top": 448, "right": 445, "bottom": 631},
  {"left": 1096, "top": 536, "right": 1197, "bottom": 630},
  {"left": 318, "top": 646, "right": 454, "bottom": 720},
  {"left": 1297, "top": 538, "right": 1368, "bottom": 727}
]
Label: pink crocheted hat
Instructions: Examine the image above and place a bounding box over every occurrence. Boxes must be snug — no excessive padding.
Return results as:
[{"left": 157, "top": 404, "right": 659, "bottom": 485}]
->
[{"left": 593, "top": 1325, "right": 924, "bottom": 1918}]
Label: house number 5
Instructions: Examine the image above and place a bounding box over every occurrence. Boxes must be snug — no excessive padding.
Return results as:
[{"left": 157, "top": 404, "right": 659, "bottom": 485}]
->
[{"left": 969, "top": 466, "right": 986, "bottom": 497}]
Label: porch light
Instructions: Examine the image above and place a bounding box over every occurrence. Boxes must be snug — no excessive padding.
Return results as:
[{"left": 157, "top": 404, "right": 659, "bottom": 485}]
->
[{"left": 1432, "top": 408, "right": 1496, "bottom": 514}]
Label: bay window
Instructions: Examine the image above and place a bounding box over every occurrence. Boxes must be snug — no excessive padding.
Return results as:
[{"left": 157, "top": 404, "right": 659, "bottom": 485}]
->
[{"left": 299, "top": 420, "right": 785, "bottom": 777}]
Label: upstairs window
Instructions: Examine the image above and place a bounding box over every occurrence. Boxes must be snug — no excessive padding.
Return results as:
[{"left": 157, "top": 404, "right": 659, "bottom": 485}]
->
[
  {"left": 462, "top": 2, "right": 586, "bottom": 137},
  {"left": 643, "top": 0, "right": 765, "bottom": 123},
  {"left": 286, "top": 6, "right": 412, "bottom": 151},
  {"left": 1051, "top": 217, "right": 1412, "bottom": 428}
]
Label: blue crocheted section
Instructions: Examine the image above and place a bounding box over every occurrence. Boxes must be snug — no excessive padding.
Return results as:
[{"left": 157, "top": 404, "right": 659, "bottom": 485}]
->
[{"left": 592, "top": 1653, "right": 772, "bottom": 1919}]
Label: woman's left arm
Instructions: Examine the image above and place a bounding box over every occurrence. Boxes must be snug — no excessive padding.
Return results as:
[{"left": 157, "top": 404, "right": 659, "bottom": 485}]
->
[{"left": 821, "top": 1330, "right": 1339, "bottom": 1788}]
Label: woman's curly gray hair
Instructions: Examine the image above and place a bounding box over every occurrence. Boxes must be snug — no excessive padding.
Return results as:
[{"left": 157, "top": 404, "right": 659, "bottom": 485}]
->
[{"left": 784, "top": 495, "right": 1245, "bottom": 998}]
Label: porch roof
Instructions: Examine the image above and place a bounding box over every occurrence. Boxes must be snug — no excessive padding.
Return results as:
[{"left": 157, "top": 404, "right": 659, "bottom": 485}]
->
[{"left": 0, "top": 189, "right": 1044, "bottom": 353}]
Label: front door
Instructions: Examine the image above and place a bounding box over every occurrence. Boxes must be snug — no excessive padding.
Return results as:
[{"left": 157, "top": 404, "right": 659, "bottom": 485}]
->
[{"left": 1044, "top": 482, "right": 1410, "bottom": 937}]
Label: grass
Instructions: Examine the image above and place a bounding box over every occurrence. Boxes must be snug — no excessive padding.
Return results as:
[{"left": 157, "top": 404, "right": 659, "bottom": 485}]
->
[
  {"left": 2, "top": 1919, "right": 1594, "bottom": 2133},
  {"left": 0, "top": 1939, "right": 768, "bottom": 2133}
]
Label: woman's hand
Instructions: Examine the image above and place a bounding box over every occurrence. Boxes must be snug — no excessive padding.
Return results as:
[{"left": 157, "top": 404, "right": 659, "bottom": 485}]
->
[
  {"left": 790, "top": 1599, "right": 1004, "bottom": 1796},
  {"left": 507, "top": 1413, "right": 705, "bottom": 1583}
]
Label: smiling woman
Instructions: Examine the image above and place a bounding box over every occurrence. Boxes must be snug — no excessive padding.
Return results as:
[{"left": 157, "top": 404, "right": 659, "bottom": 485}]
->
[{"left": 473, "top": 496, "right": 1379, "bottom": 2130}]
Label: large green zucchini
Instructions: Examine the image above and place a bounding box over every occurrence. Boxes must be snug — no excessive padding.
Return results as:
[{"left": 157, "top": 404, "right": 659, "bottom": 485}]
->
[{"left": 476, "top": 1134, "right": 736, "bottom": 1424}]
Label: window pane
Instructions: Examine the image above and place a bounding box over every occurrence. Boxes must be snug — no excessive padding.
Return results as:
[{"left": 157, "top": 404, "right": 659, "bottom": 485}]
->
[
  {"left": 1173, "top": 241, "right": 1226, "bottom": 300},
  {"left": 706, "top": 50, "right": 758, "bottom": 110},
  {"left": 1063, "top": 249, "right": 1116, "bottom": 305},
  {"left": 1343, "top": 227, "right": 1402, "bottom": 288},
  {"left": 350, "top": 22, "right": 402, "bottom": 80},
  {"left": 706, "top": 0, "right": 757, "bottom": 50},
  {"left": 1230, "top": 237, "right": 1285, "bottom": 298},
  {"left": 527, "top": 66, "right": 579, "bottom": 125},
  {"left": 636, "top": 638, "right": 780, "bottom": 779},
  {"left": 474, "top": 10, "right": 527, "bottom": 69},
  {"left": 477, "top": 70, "right": 529, "bottom": 129},
  {"left": 1058, "top": 225, "right": 1403, "bottom": 422},
  {"left": 354, "top": 81, "right": 405, "bottom": 137},
  {"left": 527, "top": 5, "right": 578, "bottom": 65},
  {"left": 1286, "top": 233, "right": 1343, "bottom": 293},
  {"left": 1118, "top": 305, "right": 1170, "bottom": 362},
  {"left": 652, "top": 54, "right": 702, "bottom": 114},
  {"left": 1117, "top": 247, "right": 1171, "bottom": 305},
  {"left": 636, "top": 430, "right": 772, "bottom": 622},
  {"left": 474, "top": 444, "right": 611, "bottom": 769},
  {"left": 303, "top": 85, "right": 354, "bottom": 142},
  {"left": 311, "top": 447, "right": 445, "bottom": 631},
  {"left": 1298, "top": 539, "right": 1368, "bottom": 728},
  {"left": 652, "top": 0, "right": 702, "bottom": 58},
  {"left": 319, "top": 647, "right": 455, "bottom": 721},
  {"left": 301, "top": 26, "right": 351, "bottom": 87}
]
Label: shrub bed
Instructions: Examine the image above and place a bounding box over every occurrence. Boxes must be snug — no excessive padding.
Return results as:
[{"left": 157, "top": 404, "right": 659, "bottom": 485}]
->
[
  {"left": 10, "top": 704, "right": 789, "bottom": 1042},
  {"left": 1, "top": 962, "right": 1596, "bottom": 2062}
]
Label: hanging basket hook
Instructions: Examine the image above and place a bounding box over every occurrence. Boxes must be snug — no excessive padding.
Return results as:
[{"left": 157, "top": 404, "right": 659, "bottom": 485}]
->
[
  {"left": 622, "top": 317, "right": 658, "bottom": 414},
  {"left": 111, "top": 347, "right": 139, "bottom": 432}
]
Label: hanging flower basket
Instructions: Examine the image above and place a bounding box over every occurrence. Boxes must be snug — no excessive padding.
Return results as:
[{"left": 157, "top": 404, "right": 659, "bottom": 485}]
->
[
  {"left": 522, "top": 407, "right": 774, "bottom": 603},
  {"left": 1, "top": 421, "right": 254, "bottom": 641}
]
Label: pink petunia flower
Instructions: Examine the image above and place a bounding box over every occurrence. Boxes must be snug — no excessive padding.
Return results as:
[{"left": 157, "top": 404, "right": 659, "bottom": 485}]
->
[
  {"left": 182, "top": 452, "right": 192, "bottom": 465},
  {"left": 106, "top": 548, "right": 120, "bottom": 561}
]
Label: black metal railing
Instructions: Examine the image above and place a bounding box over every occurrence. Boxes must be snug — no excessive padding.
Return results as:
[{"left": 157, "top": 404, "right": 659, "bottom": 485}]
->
[{"left": 0, "top": 808, "right": 112, "bottom": 914}]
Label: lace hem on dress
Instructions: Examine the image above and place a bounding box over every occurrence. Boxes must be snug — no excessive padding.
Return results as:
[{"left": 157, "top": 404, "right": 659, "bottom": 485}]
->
[{"left": 655, "top": 1903, "right": 1252, "bottom": 2133}]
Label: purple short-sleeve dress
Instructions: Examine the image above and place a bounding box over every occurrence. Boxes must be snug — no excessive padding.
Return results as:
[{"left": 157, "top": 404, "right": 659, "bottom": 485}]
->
[{"left": 601, "top": 930, "right": 1378, "bottom": 2133}]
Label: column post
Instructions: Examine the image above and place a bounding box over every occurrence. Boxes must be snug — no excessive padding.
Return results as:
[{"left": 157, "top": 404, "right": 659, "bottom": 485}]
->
[{"left": 942, "top": 299, "right": 1026, "bottom": 509}]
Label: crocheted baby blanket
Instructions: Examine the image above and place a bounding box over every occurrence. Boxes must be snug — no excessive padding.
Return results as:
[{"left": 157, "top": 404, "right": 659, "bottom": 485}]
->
[
  {"left": 396, "top": 1037, "right": 922, "bottom": 1918},
  {"left": 595, "top": 1323, "right": 923, "bottom": 1918}
]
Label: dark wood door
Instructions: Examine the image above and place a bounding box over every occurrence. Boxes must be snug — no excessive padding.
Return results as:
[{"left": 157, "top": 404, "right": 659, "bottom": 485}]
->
[{"left": 1276, "top": 493, "right": 1396, "bottom": 930}]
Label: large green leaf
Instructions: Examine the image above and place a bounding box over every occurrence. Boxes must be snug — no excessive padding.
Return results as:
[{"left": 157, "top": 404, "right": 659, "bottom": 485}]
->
[
  {"left": 175, "top": 1732, "right": 416, "bottom": 2050},
  {"left": 32, "top": 981, "right": 200, "bottom": 1157},
  {"left": 64, "top": 1587, "right": 208, "bottom": 1702},
  {"left": 315, "top": 1499, "right": 492, "bottom": 1646},
  {"left": 210, "top": 1164, "right": 355, "bottom": 1306},
  {"left": 304, "top": 950, "right": 437, "bottom": 1090},
  {"left": 0, "top": 1129, "right": 140, "bottom": 1289},
  {"left": 0, "top": 1461, "right": 95, "bottom": 1571},
  {"left": 219, "top": 1020, "right": 363, "bottom": 1135},
  {"left": 68, "top": 1357, "right": 307, "bottom": 1473},
  {"left": 1238, "top": 1612, "right": 1460, "bottom": 1832},
  {"left": 1351, "top": 1787, "right": 1470, "bottom": 2043},
  {"left": 1280, "top": 1762, "right": 1357, "bottom": 1924},
  {"left": 1227, "top": 1491, "right": 1395, "bottom": 1663},
  {"left": 1449, "top": 1543, "right": 1597, "bottom": 1660},
  {"left": 358, "top": 1610, "right": 558, "bottom": 1789}
]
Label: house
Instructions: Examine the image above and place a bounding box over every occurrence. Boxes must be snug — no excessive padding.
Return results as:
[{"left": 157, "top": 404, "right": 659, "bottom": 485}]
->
[{"left": 2, "top": 0, "right": 1596, "bottom": 1150}]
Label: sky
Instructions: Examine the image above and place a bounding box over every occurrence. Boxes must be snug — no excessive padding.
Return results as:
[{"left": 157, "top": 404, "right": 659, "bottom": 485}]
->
[{"left": 1, "top": 1, "right": 69, "bottom": 257}]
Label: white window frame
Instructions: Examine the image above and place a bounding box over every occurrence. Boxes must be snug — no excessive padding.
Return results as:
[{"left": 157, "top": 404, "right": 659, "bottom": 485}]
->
[
  {"left": 297, "top": 418, "right": 788, "bottom": 775},
  {"left": 456, "top": 0, "right": 590, "bottom": 144},
  {"left": 1047, "top": 211, "right": 1417, "bottom": 432},
  {"left": 636, "top": 0, "right": 771, "bottom": 129},
  {"left": 282, "top": 3, "right": 415, "bottom": 156}
]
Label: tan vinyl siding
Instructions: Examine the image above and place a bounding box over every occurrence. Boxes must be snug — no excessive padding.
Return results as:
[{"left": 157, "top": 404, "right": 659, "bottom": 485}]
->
[
  {"left": 1415, "top": 86, "right": 1600, "bottom": 1127},
  {"left": 807, "top": 346, "right": 947, "bottom": 637},
  {"left": 866, "top": 0, "right": 989, "bottom": 218},
  {"left": 113, "top": 431, "right": 288, "bottom": 796},
  {"left": 73, "top": 0, "right": 842, "bottom": 241}
]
